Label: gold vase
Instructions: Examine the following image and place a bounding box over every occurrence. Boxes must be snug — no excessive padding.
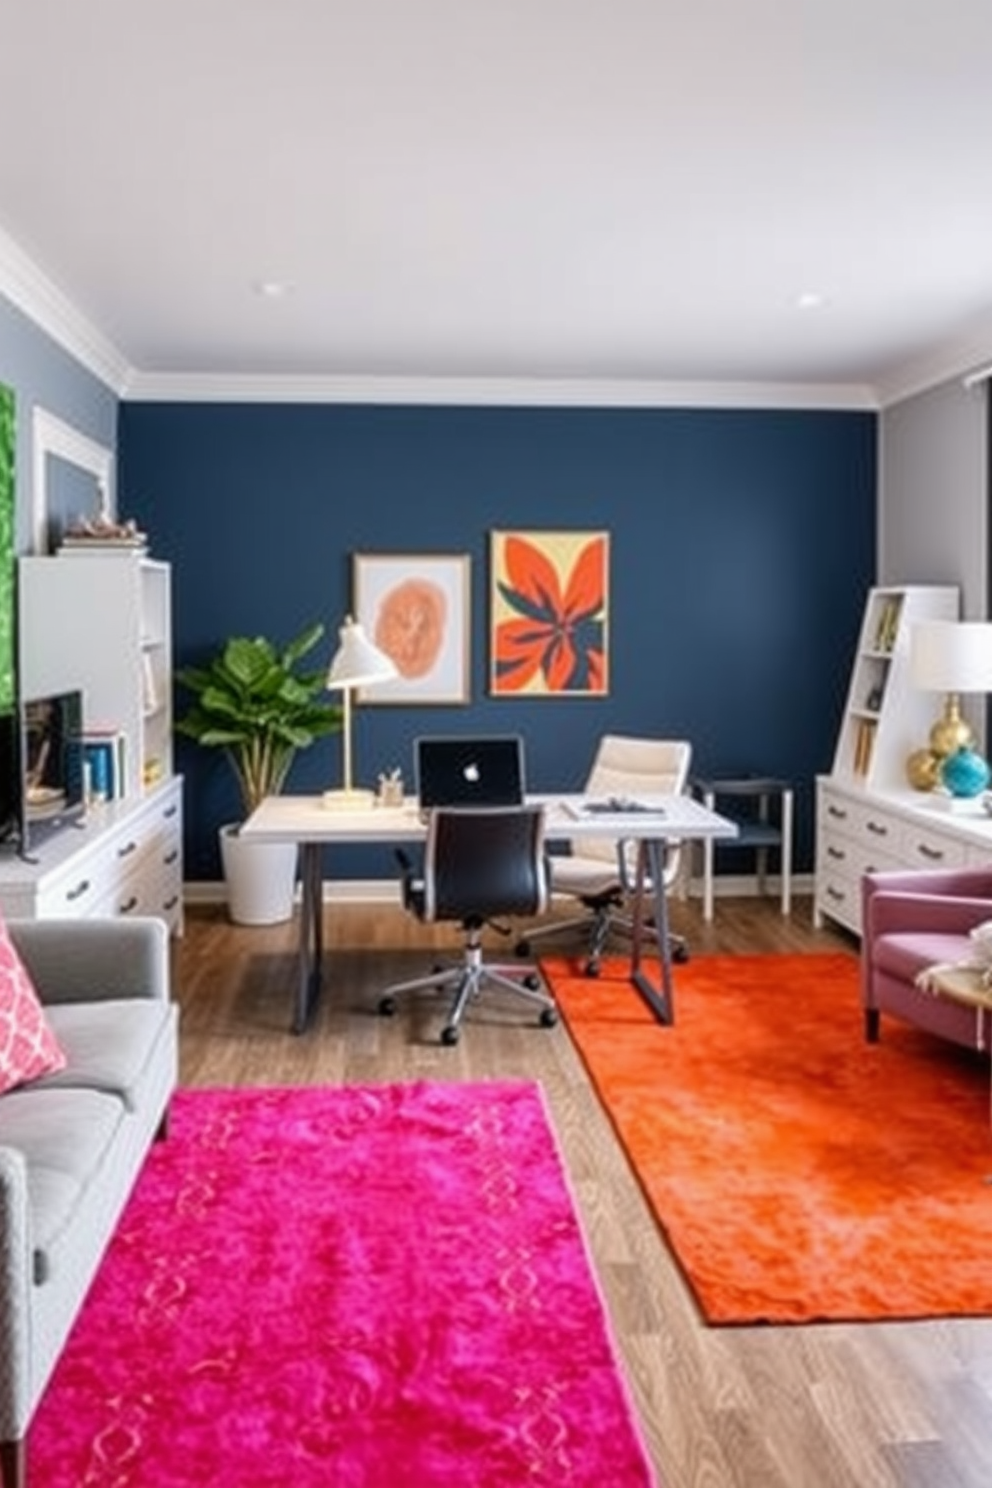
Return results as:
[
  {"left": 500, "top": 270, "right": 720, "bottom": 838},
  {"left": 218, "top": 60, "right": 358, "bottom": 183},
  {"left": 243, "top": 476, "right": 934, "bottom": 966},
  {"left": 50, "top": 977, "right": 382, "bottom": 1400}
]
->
[
  {"left": 929, "top": 693, "right": 974, "bottom": 759},
  {"left": 906, "top": 748, "right": 942, "bottom": 791}
]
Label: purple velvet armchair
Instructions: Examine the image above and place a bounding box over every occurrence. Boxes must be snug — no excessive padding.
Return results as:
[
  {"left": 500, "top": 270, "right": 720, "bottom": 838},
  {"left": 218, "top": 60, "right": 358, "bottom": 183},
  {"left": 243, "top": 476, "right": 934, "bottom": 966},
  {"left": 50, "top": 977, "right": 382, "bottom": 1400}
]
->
[{"left": 861, "top": 867, "right": 992, "bottom": 1051}]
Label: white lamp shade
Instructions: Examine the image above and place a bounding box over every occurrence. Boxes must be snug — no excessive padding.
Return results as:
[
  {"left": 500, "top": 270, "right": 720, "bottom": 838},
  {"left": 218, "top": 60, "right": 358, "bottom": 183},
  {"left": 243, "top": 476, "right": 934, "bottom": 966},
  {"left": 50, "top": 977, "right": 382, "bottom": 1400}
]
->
[
  {"left": 910, "top": 621, "right": 992, "bottom": 694},
  {"left": 326, "top": 616, "right": 397, "bottom": 691}
]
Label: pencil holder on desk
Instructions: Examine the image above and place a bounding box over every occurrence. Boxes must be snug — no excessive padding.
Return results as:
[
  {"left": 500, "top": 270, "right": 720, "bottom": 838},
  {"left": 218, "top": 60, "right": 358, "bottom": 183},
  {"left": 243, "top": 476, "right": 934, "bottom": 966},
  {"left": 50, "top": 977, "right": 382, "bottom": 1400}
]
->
[{"left": 376, "top": 772, "right": 404, "bottom": 808}]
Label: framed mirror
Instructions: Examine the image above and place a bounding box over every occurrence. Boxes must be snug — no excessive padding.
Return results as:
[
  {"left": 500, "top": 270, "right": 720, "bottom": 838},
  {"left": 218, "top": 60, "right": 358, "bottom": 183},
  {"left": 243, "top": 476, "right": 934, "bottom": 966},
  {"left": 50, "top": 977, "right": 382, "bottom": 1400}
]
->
[{"left": 30, "top": 406, "right": 115, "bottom": 556}]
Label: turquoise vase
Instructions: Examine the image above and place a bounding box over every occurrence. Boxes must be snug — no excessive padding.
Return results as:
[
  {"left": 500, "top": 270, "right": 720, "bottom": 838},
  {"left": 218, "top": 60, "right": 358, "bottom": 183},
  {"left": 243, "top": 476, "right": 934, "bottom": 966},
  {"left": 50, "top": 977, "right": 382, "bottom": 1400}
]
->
[{"left": 940, "top": 746, "right": 991, "bottom": 798}]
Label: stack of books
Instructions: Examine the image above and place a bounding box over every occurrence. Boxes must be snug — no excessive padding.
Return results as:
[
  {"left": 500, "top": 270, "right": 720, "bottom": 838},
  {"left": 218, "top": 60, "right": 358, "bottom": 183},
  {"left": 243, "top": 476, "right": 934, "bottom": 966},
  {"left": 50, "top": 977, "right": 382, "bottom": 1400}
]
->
[{"left": 59, "top": 537, "right": 148, "bottom": 557}]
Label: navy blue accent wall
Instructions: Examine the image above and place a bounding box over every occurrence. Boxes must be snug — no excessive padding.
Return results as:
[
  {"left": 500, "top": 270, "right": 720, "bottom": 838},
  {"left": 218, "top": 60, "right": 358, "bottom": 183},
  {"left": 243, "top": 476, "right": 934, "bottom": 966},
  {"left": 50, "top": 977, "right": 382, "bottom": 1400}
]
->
[{"left": 119, "top": 402, "right": 877, "bottom": 883}]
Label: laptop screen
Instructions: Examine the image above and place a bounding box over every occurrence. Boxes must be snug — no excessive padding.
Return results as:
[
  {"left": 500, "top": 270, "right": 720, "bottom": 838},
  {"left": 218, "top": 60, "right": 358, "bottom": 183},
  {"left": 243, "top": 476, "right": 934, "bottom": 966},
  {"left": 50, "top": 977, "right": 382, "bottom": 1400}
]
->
[{"left": 415, "top": 735, "right": 525, "bottom": 811}]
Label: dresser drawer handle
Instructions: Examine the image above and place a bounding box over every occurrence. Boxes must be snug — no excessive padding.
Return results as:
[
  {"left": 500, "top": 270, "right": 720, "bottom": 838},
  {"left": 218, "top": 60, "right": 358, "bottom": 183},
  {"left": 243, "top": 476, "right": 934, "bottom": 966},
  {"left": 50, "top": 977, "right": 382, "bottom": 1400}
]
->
[
  {"left": 827, "top": 805, "right": 848, "bottom": 821},
  {"left": 826, "top": 885, "right": 846, "bottom": 903},
  {"left": 164, "top": 805, "right": 178, "bottom": 820},
  {"left": 117, "top": 840, "right": 139, "bottom": 859},
  {"left": 163, "top": 849, "right": 179, "bottom": 866},
  {"left": 119, "top": 895, "right": 140, "bottom": 914},
  {"left": 827, "top": 845, "right": 846, "bottom": 861},
  {"left": 916, "top": 843, "right": 946, "bottom": 862},
  {"left": 66, "top": 879, "right": 91, "bottom": 902},
  {"left": 163, "top": 895, "right": 180, "bottom": 912},
  {"left": 865, "top": 820, "right": 889, "bottom": 837}
]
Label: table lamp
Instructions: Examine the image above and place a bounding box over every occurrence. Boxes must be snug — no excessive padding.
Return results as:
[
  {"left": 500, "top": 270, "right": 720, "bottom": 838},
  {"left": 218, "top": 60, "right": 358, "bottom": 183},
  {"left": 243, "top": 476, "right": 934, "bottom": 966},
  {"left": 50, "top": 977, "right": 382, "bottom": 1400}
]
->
[
  {"left": 322, "top": 616, "right": 397, "bottom": 810},
  {"left": 909, "top": 620, "right": 992, "bottom": 796}
]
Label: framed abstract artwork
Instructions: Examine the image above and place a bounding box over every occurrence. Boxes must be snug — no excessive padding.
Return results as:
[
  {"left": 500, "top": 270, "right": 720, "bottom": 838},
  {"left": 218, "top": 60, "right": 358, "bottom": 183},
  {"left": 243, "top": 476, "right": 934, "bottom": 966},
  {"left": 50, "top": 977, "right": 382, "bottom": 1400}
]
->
[
  {"left": 353, "top": 552, "right": 471, "bottom": 704},
  {"left": 489, "top": 529, "right": 609, "bottom": 696}
]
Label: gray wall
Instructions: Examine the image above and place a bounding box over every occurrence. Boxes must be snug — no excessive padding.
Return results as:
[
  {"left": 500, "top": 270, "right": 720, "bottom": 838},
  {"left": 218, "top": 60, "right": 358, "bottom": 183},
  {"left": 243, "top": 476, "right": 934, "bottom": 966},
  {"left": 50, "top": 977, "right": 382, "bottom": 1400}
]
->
[
  {"left": 879, "top": 374, "right": 989, "bottom": 745},
  {"left": 0, "top": 293, "right": 117, "bottom": 553},
  {"left": 879, "top": 377, "right": 987, "bottom": 614}
]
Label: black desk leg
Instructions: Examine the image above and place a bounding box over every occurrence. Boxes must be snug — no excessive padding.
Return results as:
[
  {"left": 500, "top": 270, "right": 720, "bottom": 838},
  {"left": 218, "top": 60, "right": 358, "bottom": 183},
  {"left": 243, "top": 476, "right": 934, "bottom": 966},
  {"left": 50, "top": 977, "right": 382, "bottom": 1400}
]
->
[
  {"left": 629, "top": 837, "right": 675, "bottom": 1024},
  {"left": 294, "top": 843, "right": 324, "bottom": 1034}
]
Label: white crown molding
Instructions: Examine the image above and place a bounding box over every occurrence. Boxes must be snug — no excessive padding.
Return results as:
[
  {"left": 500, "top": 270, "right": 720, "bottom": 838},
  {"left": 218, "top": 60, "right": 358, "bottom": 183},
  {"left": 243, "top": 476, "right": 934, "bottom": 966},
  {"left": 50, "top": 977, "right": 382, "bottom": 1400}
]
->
[
  {"left": 18, "top": 214, "right": 990, "bottom": 412},
  {"left": 873, "top": 308, "right": 992, "bottom": 407},
  {"left": 0, "top": 224, "right": 129, "bottom": 394},
  {"left": 122, "top": 369, "right": 878, "bottom": 411}
]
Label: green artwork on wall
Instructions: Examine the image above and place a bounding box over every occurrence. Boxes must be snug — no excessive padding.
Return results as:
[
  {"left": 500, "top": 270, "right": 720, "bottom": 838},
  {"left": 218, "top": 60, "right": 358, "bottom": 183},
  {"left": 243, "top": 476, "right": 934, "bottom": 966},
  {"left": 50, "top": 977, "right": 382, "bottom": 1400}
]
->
[{"left": 0, "top": 384, "right": 15, "bottom": 713}]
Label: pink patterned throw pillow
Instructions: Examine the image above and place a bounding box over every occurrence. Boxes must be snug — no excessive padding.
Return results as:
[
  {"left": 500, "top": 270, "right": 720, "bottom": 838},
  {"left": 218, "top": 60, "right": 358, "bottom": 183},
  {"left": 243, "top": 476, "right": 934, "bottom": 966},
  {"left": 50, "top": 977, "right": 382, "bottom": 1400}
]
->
[{"left": 0, "top": 921, "right": 67, "bottom": 1094}]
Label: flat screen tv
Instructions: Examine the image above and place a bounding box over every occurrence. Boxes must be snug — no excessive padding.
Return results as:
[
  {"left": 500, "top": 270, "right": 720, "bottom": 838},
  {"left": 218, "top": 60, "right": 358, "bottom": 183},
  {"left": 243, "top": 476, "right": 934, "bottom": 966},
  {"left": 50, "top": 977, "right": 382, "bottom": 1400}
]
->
[{"left": 0, "top": 690, "right": 86, "bottom": 855}]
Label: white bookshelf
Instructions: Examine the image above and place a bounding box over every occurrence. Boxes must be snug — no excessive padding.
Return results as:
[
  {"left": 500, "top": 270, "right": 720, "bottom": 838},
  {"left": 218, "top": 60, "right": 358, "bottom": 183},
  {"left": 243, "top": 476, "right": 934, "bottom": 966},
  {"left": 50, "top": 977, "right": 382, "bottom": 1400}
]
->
[
  {"left": 815, "top": 582, "right": 963, "bottom": 934},
  {"left": 18, "top": 553, "right": 173, "bottom": 799},
  {"left": 831, "top": 585, "right": 959, "bottom": 791}
]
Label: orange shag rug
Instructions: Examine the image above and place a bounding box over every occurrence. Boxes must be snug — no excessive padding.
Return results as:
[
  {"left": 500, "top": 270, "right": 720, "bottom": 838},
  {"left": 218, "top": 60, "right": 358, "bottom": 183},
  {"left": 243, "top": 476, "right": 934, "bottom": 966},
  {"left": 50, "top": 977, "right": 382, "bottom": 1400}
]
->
[{"left": 541, "top": 952, "right": 992, "bottom": 1324}]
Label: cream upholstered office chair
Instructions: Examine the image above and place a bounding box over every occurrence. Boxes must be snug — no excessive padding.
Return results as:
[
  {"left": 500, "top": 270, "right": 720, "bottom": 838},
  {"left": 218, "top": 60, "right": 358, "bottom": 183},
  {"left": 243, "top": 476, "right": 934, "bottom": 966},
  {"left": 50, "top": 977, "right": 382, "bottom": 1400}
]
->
[
  {"left": 377, "top": 804, "right": 559, "bottom": 1045},
  {"left": 516, "top": 734, "right": 693, "bottom": 976}
]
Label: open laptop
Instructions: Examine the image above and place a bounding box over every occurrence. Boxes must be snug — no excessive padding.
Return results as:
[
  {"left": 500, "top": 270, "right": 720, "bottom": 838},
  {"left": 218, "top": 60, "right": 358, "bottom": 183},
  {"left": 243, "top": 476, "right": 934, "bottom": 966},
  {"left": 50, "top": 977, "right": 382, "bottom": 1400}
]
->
[{"left": 414, "top": 735, "right": 526, "bottom": 815}]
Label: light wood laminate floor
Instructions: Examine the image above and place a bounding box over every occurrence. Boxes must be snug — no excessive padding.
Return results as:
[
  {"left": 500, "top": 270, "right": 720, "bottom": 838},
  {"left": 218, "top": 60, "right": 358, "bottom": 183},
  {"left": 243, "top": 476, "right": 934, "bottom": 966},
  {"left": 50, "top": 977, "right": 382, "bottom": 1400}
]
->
[{"left": 173, "top": 893, "right": 992, "bottom": 1488}]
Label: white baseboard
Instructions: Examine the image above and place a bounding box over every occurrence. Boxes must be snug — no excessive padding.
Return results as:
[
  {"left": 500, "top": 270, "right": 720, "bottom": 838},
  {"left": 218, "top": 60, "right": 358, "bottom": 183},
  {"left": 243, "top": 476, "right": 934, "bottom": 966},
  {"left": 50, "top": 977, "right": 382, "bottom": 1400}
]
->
[
  {"left": 182, "top": 878, "right": 404, "bottom": 906},
  {"left": 683, "top": 871, "right": 813, "bottom": 902},
  {"left": 181, "top": 873, "right": 813, "bottom": 908}
]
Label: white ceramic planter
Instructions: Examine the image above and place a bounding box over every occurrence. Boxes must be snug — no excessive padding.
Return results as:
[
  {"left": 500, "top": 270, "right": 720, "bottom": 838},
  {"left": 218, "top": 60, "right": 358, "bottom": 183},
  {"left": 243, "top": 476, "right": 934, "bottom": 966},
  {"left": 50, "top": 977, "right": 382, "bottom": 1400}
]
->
[{"left": 219, "top": 822, "right": 298, "bottom": 925}]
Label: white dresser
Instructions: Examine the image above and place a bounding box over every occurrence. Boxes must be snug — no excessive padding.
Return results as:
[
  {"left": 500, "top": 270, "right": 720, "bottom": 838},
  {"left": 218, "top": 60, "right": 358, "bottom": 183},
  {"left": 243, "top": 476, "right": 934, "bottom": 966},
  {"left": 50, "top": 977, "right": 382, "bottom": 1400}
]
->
[
  {"left": 0, "top": 775, "right": 183, "bottom": 932},
  {"left": 814, "top": 774, "right": 992, "bottom": 935}
]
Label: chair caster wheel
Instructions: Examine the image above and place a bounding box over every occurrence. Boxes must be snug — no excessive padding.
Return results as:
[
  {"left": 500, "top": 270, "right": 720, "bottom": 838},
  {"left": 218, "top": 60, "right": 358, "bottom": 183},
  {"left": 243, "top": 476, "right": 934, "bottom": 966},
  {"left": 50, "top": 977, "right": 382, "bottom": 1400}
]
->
[
  {"left": 523, "top": 973, "right": 541, "bottom": 990},
  {"left": 440, "top": 1024, "right": 460, "bottom": 1046},
  {"left": 584, "top": 960, "right": 600, "bottom": 978},
  {"left": 539, "top": 1007, "right": 559, "bottom": 1028},
  {"left": 515, "top": 939, "right": 531, "bottom": 958},
  {"left": 378, "top": 996, "right": 397, "bottom": 1017},
  {"left": 673, "top": 944, "right": 690, "bottom": 964}
]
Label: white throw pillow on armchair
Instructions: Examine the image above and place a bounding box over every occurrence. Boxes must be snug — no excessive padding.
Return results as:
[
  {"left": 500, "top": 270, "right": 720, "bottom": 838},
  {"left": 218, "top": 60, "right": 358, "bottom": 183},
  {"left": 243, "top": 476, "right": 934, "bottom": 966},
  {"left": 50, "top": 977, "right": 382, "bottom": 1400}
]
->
[{"left": 967, "top": 919, "right": 992, "bottom": 982}]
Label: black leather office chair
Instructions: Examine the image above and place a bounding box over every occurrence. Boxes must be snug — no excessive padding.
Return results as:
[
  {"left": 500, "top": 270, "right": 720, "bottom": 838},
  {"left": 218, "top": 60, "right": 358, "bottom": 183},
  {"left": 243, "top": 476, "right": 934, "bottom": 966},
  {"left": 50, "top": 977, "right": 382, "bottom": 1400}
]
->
[{"left": 377, "top": 805, "right": 559, "bottom": 1045}]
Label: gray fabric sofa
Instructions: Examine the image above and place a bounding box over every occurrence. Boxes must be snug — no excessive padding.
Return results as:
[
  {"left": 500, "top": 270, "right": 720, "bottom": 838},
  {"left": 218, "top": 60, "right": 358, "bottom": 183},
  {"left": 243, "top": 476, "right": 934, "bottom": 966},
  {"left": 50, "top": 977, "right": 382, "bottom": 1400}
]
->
[{"left": 0, "top": 917, "right": 178, "bottom": 1488}]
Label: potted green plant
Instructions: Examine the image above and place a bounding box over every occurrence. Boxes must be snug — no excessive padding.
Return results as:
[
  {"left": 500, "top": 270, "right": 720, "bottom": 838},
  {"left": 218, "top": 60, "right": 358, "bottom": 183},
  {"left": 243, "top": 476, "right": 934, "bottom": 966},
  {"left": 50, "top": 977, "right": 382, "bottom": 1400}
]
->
[{"left": 176, "top": 623, "right": 342, "bottom": 924}]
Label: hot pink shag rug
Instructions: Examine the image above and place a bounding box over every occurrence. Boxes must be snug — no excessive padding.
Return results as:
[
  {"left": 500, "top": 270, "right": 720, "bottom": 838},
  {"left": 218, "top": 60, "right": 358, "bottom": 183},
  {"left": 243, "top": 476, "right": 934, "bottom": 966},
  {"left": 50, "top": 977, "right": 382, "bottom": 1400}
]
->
[{"left": 31, "top": 1082, "right": 657, "bottom": 1487}]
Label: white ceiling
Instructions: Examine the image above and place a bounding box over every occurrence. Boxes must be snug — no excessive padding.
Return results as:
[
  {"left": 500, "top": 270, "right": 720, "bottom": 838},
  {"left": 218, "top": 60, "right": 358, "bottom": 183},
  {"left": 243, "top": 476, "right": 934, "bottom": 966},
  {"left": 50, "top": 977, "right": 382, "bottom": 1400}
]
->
[{"left": 3, "top": 0, "right": 992, "bottom": 403}]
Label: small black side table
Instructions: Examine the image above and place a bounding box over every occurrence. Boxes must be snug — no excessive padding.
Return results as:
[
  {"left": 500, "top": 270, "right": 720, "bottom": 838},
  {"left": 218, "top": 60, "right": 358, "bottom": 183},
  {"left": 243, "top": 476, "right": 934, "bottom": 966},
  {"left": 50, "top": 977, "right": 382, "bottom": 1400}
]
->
[{"left": 690, "top": 776, "right": 793, "bottom": 921}]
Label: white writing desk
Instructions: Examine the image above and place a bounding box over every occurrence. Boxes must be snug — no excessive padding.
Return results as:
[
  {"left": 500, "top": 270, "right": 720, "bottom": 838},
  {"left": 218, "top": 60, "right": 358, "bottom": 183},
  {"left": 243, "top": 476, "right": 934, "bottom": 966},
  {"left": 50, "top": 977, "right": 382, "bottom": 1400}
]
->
[{"left": 242, "top": 793, "right": 738, "bottom": 1033}]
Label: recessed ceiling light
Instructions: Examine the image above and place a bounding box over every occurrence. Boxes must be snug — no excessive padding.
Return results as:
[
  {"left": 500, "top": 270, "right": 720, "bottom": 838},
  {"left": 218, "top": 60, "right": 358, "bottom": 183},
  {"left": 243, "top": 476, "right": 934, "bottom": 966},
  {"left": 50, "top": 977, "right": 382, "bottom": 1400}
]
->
[
  {"left": 253, "top": 279, "right": 292, "bottom": 300},
  {"left": 795, "top": 290, "right": 828, "bottom": 311}
]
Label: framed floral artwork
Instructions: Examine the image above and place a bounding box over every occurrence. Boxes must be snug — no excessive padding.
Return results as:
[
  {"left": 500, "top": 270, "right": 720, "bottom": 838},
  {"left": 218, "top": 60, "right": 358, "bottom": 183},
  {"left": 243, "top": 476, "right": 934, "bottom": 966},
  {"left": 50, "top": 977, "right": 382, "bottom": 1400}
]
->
[
  {"left": 489, "top": 530, "right": 609, "bottom": 696},
  {"left": 353, "top": 552, "right": 471, "bottom": 704}
]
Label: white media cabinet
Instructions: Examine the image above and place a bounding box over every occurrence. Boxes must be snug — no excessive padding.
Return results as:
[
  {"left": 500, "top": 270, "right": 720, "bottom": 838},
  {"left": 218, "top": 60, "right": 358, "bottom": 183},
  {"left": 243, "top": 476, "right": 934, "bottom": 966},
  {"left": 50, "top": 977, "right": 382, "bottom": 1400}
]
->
[{"left": 0, "top": 775, "right": 183, "bottom": 930}]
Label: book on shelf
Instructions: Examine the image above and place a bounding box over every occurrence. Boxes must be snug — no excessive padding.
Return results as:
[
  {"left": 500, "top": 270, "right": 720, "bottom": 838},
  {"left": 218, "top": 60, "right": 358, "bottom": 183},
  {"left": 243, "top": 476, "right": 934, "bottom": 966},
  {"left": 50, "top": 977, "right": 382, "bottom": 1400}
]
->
[
  {"left": 853, "top": 718, "right": 877, "bottom": 777},
  {"left": 872, "top": 597, "right": 902, "bottom": 654},
  {"left": 82, "top": 729, "right": 126, "bottom": 803}
]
